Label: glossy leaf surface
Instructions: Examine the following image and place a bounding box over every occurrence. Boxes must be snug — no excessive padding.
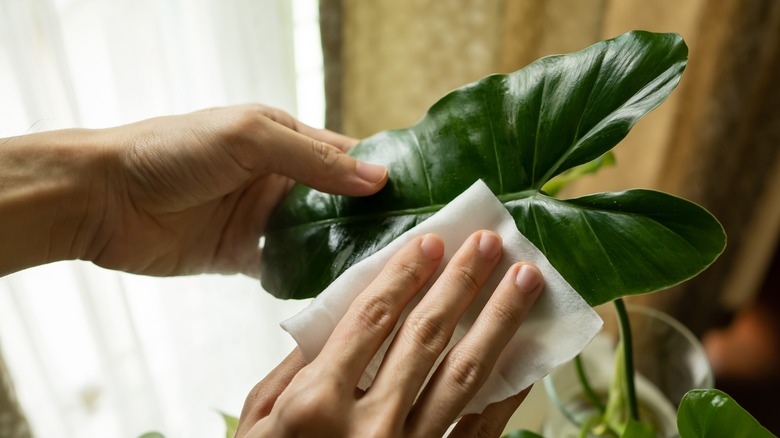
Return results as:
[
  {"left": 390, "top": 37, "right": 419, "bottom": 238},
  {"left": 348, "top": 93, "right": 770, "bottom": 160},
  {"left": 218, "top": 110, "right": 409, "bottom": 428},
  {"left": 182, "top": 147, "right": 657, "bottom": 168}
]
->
[
  {"left": 262, "top": 31, "right": 725, "bottom": 305},
  {"left": 677, "top": 389, "right": 775, "bottom": 438}
]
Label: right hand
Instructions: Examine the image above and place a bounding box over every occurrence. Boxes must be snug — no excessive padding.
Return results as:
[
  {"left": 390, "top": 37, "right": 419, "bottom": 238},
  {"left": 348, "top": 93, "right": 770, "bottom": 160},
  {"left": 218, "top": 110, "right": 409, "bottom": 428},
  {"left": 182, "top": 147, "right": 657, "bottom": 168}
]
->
[{"left": 236, "top": 230, "right": 545, "bottom": 437}]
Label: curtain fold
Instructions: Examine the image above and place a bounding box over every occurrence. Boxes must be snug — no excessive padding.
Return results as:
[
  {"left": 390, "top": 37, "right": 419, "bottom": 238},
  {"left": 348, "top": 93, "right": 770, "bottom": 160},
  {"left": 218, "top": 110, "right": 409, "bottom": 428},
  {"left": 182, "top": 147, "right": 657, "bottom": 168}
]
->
[
  {"left": 653, "top": 0, "right": 780, "bottom": 333},
  {"left": 499, "top": 0, "right": 606, "bottom": 73},
  {"left": 336, "top": 0, "right": 505, "bottom": 137}
]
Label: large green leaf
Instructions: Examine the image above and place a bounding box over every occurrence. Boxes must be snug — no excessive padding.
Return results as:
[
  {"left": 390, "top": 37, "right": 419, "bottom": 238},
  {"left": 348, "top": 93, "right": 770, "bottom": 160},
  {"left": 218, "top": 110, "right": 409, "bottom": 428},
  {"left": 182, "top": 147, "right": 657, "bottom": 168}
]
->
[
  {"left": 677, "top": 389, "right": 775, "bottom": 438},
  {"left": 261, "top": 31, "right": 725, "bottom": 305}
]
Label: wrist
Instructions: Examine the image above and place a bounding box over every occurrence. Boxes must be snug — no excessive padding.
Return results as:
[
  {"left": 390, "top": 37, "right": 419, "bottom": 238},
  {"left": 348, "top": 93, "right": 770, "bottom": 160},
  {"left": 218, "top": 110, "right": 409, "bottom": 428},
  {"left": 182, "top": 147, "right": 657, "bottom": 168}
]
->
[{"left": 0, "top": 129, "right": 112, "bottom": 275}]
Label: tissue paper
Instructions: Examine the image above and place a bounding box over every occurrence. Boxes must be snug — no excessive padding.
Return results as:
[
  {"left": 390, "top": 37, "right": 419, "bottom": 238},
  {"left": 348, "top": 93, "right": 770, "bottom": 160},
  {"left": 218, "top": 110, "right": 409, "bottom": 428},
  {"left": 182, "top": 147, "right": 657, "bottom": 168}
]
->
[{"left": 281, "top": 180, "right": 603, "bottom": 415}]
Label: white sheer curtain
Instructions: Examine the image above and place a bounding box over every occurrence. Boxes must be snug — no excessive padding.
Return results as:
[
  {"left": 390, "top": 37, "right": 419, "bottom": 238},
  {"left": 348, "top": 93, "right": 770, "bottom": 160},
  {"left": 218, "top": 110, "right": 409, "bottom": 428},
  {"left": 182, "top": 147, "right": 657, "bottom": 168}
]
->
[{"left": 0, "top": 0, "right": 322, "bottom": 436}]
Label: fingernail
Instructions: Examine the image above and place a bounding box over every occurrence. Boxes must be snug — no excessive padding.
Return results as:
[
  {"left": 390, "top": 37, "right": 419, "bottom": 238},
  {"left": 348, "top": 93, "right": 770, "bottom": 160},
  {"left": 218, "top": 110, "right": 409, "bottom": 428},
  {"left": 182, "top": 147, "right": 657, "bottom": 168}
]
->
[
  {"left": 478, "top": 232, "right": 502, "bottom": 259},
  {"left": 420, "top": 234, "right": 443, "bottom": 260},
  {"left": 356, "top": 161, "right": 387, "bottom": 184},
  {"left": 515, "top": 264, "right": 542, "bottom": 294}
]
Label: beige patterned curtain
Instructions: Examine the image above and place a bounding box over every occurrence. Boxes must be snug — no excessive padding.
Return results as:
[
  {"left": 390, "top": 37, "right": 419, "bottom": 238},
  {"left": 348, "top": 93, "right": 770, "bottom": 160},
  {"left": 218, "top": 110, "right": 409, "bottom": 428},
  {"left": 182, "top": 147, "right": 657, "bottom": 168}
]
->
[
  {"left": 320, "top": 0, "right": 780, "bottom": 334},
  {"left": 0, "top": 348, "right": 31, "bottom": 438},
  {"left": 655, "top": 0, "right": 780, "bottom": 333}
]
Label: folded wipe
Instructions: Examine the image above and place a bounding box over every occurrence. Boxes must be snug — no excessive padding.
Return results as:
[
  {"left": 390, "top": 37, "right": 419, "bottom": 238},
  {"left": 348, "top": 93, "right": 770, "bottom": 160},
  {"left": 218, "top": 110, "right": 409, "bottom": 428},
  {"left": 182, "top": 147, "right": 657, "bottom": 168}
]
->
[{"left": 281, "top": 180, "right": 603, "bottom": 415}]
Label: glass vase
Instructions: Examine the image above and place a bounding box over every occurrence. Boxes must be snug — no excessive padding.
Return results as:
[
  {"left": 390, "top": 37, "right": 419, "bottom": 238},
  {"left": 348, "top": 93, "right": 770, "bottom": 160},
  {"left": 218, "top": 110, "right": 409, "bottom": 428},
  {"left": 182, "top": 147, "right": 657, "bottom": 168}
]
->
[{"left": 543, "top": 305, "right": 713, "bottom": 437}]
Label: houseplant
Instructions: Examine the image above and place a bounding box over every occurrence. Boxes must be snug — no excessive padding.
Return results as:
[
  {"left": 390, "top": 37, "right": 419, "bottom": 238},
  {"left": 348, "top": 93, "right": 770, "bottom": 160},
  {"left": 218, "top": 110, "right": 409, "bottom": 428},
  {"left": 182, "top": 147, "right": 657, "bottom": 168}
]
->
[
  {"left": 262, "top": 30, "right": 721, "bottom": 307},
  {"left": 260, "top": 31, "right": 771, "bottom": 436}
]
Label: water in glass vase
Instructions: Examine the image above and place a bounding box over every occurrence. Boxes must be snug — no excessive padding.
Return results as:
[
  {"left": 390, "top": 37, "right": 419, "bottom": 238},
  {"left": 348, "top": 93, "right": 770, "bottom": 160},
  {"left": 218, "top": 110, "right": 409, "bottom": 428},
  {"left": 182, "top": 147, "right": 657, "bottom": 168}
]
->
[{"left": 543, "top": 306, "right": 713, "bottom": 438}]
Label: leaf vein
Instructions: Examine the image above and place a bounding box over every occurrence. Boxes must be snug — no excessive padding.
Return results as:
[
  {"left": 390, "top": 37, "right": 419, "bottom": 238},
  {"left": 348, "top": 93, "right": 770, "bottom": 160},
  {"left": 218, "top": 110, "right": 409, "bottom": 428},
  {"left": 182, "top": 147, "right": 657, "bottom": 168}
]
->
[
  {"left": 531, "top": 71, "right": 547, "bottom": 186},
  {"left": 578, "top": 209, "right": 626, "bottom": 291},
  {"left": 539, "top": 50, "right": 606, "bottom": 185},
  {"left": 409, "top": 132, "right": 434, "bottom": 204},
  {"left": 482, "top": 92, "right": 504, "bottom": 193},
  {"left": 529, "top": 202, "right": 548, "bottom": 255}
]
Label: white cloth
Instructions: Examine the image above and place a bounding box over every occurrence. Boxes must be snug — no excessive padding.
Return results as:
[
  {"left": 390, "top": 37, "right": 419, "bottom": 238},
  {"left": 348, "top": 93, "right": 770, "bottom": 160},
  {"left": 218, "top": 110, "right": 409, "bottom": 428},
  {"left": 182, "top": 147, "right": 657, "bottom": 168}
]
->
[{"left": 281, "top": 180, "right": 603, "bottom": 415}]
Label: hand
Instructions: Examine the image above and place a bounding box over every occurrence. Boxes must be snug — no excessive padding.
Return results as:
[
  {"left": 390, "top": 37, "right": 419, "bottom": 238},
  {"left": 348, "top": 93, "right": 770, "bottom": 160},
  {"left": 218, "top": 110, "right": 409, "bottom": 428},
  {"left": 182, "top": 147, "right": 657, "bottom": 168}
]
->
[
  {"left": 83, "top": 105, "right": 388, "bottom": 277},
  {"left": 236, "top": 231, "right": 544, "bottom": 437}
]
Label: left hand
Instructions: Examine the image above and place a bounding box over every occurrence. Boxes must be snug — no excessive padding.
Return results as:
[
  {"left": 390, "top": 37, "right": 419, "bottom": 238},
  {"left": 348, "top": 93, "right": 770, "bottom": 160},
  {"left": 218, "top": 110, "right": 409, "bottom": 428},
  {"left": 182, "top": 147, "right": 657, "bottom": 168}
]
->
[{"left": 83, "top": 104, "right": 387, "bottom": 277}]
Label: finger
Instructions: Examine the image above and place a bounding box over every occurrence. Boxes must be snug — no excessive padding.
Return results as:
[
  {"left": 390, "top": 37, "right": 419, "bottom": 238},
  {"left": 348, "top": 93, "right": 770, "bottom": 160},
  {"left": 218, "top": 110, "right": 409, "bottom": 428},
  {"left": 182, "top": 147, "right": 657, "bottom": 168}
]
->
[
  {"left": 236, "top": 348, "right": 307, "bottom": 437},
  {"left": 406, "top": 263, "right": 544, "bottom": 437},
  {"left": 292, "top": 123, "right": 359, "bottom": 152},
  {"left": 366, "top": 231, "right": 503, "bottom": 413},
  {"left": 258, "top": 118, "right": 386, "bottom": 196},
  {"left": 447, "top": 386, "right": 533, "bottom": 438},
  {"left": 254, "top": 104, "right": 359, "bottom": 151},
  {"left": 316, "top": 234, "right": 445, "bottom": 387}
]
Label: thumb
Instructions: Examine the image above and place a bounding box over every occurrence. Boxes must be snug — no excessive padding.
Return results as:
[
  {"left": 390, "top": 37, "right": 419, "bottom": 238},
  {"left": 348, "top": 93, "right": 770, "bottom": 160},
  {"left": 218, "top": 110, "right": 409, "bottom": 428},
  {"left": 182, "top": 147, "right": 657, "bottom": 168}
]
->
[{"left": 259, "top": 119, "right": 387, "bottom": 196}]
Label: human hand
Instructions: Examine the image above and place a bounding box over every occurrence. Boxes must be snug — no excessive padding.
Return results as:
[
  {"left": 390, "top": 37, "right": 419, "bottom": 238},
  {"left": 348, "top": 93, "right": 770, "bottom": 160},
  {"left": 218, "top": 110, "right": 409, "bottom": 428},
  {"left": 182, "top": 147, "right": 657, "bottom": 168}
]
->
[
  {"left": 236, "top": 231, "right": 544, "bottom": 437},
  {"left": 82, "top": 105, "right": 387, "bottom": 277}
]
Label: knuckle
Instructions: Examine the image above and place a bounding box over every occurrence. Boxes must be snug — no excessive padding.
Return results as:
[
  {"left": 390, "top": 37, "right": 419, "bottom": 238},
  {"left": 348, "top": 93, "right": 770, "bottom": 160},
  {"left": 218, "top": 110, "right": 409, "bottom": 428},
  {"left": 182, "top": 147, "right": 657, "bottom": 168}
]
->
[
  {"left": 473, "top": 418, "right": 504, "bottom": 438},
  {"left": 277, "top": 382, "right": 340, "bottom": 426},
  {"left": 384, "top": 257, "right": 427, "bottom": 289},
  {"left": 279, "top": 396, "right": 320, "bottom": 425},
  {"left": 447, "top": 264, "right": 482, "bottom": 294},
  {"left": 351, "top": 294, "right": 395, "bottom": 335},
  {"left": 242, "top": 381, "right": 275, "bottom": 418},
  {"left": 309, "top": 139, "right": 342, "bottom": 169},
  {"left": 215, "top": 107, "right": 267, "bottom": 147},
  {"left": 485, "top": 300, "right": 522, "bottom": 329},
  {"left": 248, "top": 103, "right": 270, "bottom": 114},
  {"left": 445, "top": 350, "right": 485, "bottom": 395},
  {"left": 232, "top": 106, "right": 267, "bottom": 133},
  {"left": 255, "top": 104, "right": 294, "bottom": 126},
  {"left": 402, "top": 314, "right": 450, "bottom": 358}
]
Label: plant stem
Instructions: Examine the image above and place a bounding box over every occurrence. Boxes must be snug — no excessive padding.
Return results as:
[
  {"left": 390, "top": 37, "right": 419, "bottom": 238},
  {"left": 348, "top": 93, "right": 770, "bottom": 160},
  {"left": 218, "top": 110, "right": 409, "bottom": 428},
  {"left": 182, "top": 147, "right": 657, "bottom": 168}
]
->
[
  {"left": 614, "top": 298, "right": 639, "bottom": 421},
  {"left": 574, "top": 355, "right": 605, "bottom": 414},
  {"left": 578, "top": 414, "right": 604, "bottom": 438}
]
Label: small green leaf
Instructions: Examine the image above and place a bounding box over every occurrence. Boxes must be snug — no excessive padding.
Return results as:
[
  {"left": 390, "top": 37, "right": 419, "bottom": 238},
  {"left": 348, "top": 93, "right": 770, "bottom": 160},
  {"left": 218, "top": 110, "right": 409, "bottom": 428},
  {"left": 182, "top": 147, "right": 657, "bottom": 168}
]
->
[
  {"left": 542, "top": 151, "right": 615, "bottom": 197},
  {"left": 138, "top": 433, "right": 165, "bottom": 438},
  {"left": 677, "top": 389, "right": 775, "bottom": 438},
  {"left": 220, "top": 411, "right": 240, "bottom": 438}
]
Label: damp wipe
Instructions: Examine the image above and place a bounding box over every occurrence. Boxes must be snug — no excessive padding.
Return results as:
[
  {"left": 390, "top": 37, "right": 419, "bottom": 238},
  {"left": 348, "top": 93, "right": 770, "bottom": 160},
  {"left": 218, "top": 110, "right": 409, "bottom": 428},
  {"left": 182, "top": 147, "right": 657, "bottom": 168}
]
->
[{"left": 281, "top": 179, "right": 603, "bottom": 415}]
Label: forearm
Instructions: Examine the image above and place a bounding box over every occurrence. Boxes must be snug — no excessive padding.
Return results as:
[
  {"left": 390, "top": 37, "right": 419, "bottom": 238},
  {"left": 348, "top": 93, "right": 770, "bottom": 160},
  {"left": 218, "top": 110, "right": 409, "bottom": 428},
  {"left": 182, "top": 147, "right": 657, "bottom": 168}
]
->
[{"left": 0, "top": 130, "right": 109, "bottom": 276}]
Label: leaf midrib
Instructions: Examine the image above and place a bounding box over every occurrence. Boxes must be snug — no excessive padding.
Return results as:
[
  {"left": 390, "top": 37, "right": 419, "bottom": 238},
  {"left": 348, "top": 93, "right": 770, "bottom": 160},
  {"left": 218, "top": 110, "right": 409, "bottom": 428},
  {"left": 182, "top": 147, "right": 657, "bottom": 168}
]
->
[
  {"left": 269, "top": 189, "right": 540, "bottom": 233},
  {"left": 269, "top": 188, "right": 720, "bottom": 264}
]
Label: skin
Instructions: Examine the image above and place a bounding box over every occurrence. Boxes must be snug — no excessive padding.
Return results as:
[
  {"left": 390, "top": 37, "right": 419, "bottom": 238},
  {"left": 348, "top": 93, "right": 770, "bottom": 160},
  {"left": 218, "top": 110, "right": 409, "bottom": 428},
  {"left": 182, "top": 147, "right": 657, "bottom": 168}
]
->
[
  {"left": 0, "top": 104, "right": 545, "bottom": 437},
  {"left": 0, "top": 104, "right": 386, "bottom": 277},
  {"left": 238, "top": 233, "right": 544, "bottom": 438}
]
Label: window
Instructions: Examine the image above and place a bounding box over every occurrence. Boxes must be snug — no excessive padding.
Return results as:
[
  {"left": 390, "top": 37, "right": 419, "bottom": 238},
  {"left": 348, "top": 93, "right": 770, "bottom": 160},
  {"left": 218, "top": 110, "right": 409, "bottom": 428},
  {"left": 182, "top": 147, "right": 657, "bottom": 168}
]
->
[{"left": 0, "top": 1, "right": 323, "bottom": 436}]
